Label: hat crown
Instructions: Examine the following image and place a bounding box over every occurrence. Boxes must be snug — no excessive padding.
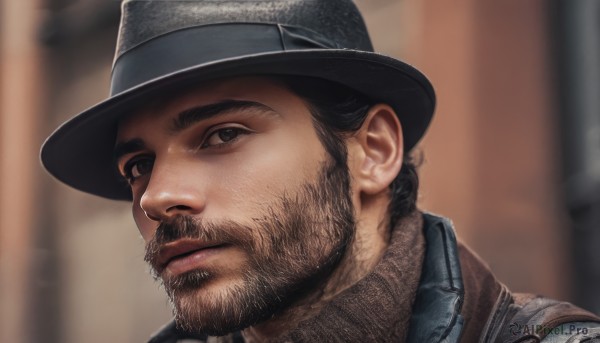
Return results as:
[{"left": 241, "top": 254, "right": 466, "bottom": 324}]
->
[{"left": 116, "top": 0, "right": 373, "bottom": 60}]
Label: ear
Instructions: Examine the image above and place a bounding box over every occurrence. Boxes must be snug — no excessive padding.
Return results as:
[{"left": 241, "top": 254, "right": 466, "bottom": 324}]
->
[{"left": 349, "top": 104, "right": 403, "bottom": 195}]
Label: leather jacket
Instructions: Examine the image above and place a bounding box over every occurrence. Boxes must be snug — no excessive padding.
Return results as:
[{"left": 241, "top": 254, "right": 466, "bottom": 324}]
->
[
  {"left": 148, "top": 213, "right": 600, "bottom": 343},
  {"left": 409, "top": 214, "right": 600, "bottom": 343}
]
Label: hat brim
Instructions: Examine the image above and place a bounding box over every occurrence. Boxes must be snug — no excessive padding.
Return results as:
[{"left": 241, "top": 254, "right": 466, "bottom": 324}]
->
[{"left": 41, "top": 49, "right": 435, "bottom": 200}]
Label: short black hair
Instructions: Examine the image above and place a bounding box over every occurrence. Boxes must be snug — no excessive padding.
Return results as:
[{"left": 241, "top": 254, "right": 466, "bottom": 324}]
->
[{"left": 281, "top": 77, "right": 420, "bottom": 228}]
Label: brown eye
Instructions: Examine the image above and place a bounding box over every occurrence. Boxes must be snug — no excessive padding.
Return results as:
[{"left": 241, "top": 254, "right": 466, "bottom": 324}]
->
[
  {"left": 124, "top": 156, "right": 154, "bottom": 183},
  {"left": 203, "top": 127, "right": 246, "bottom": 148}
]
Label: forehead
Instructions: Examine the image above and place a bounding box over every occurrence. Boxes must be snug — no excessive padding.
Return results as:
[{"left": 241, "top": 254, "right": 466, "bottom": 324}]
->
[{"left": 117, "top": 76, "right": 307, "bottom": 136}]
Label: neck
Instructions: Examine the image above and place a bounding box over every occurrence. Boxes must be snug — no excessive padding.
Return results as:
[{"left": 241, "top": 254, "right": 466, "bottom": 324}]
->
[{"left": 242, "top": 196, "right": 391, "bottom": 342}]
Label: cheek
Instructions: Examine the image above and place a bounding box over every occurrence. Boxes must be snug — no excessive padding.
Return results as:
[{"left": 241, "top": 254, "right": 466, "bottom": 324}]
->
[{"left": 204, "top": 133, "right": 326, "bottom": 214}]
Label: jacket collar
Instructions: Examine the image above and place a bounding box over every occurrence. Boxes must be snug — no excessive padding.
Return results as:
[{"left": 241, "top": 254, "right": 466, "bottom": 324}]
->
[{"left": 407, "top": 213, "right": 465, "bottom": 343}]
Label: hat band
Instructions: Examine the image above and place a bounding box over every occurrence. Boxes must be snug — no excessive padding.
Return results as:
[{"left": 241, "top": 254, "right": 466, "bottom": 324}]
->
[{"left": 110, "top": 23, "right": 338, "bottom": 95}]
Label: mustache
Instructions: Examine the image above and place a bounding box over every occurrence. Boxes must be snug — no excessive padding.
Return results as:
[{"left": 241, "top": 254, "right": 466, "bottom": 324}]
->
[{"left": 143, "top": 216, "right": 254, "bottom": 276}]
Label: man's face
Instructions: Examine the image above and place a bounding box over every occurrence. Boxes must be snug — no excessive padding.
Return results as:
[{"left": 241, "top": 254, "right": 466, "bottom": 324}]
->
[{"left": 115, "top": 77, "right": 356, "bottom": 335}]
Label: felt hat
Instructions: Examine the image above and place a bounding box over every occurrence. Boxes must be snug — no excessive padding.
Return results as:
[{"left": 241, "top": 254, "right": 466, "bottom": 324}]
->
[{"left": 41, "top": 0, "right": 436, "bottom": 200}]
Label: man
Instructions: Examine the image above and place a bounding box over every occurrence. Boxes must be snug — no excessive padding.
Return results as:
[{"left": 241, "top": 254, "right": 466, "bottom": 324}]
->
[{"left": 41, "top": 0, "right": 600, "bottom": 342}]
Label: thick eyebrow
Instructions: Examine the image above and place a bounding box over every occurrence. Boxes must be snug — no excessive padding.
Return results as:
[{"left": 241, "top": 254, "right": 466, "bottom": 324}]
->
[
  {"left": 171, "top": 99, "right": 277, "bottom": 132},
  {"left": 113, "top": 100, "right": 276, "bottom": 166},
  {"left": 113, "top": 138, "right": 147, "bottom": 167}
]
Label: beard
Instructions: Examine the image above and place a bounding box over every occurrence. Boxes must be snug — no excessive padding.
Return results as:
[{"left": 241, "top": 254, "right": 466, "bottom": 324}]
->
[{"left": 143, "top": 158, "right": 356, "bottom": 336}]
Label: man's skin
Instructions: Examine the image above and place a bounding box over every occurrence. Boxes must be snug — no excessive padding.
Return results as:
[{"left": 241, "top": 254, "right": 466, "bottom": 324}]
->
[{"left": 115, "top": 76, "right": 406, "bottom": 340}]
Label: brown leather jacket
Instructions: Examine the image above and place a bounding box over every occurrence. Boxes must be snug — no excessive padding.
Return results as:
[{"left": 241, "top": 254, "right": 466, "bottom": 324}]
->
[
  {"left": 417, "top": 214, "right": 600, "bottom": 343},
  {"left": 458, "top": 242, "right": 600, "bottom": 342}
]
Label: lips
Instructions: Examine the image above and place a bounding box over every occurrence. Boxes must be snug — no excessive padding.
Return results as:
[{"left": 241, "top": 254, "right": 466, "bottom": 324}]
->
[{"left": 157, "top": 239, "right": 223, "bottom": 275}]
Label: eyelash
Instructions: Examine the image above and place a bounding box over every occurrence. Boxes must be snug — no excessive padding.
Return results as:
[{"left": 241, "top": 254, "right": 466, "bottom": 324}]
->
[
  {"left": 201, "top": 126, "right": 251, "bottom": 149},
  {"left": 122, "top": 154, "right": 154, "bottom": 184}
]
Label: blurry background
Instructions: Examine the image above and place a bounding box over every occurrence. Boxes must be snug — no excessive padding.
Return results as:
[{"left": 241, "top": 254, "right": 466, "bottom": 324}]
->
[{"left": 1, "top": 0, "right": 599, "bottom": 342}]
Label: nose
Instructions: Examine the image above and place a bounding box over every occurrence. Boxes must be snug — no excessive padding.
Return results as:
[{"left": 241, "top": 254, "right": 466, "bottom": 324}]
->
[{"left": 138, "top": 158, "right": 206, "bottom": 221}]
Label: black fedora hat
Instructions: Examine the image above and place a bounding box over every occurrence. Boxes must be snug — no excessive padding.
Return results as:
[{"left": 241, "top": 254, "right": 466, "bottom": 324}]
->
[{"left": 41, "top": 0, "right": 436, "bottom": 200}]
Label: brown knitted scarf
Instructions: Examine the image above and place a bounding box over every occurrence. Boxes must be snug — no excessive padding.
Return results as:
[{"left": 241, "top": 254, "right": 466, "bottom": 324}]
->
[{"left": 270, "top": 211, "right": 426, "bottom": 342}]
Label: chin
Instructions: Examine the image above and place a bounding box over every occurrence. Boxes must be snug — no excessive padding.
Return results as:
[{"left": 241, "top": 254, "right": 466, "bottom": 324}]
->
[{"left": 171, "top": 278, "right": 269, "bottom": 335}]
